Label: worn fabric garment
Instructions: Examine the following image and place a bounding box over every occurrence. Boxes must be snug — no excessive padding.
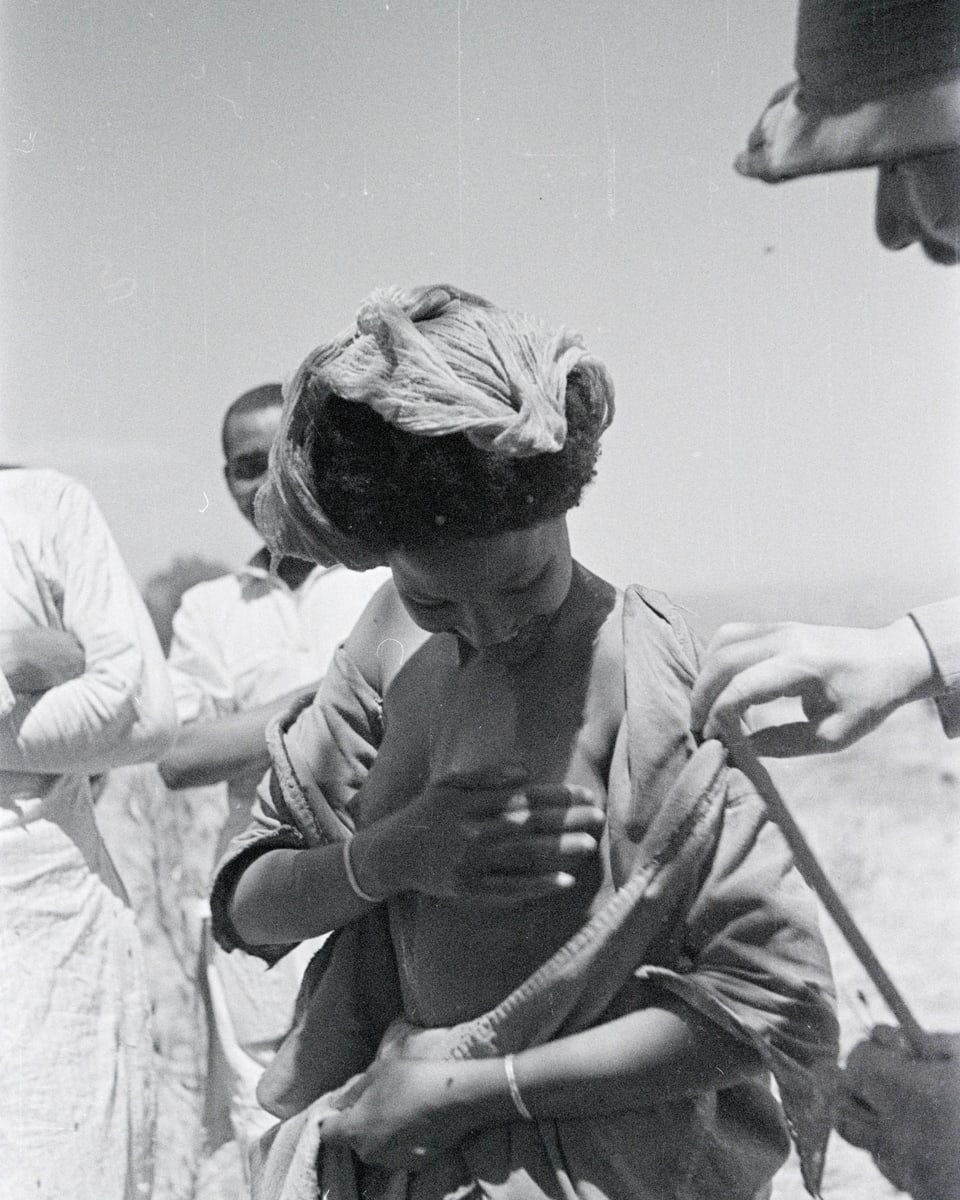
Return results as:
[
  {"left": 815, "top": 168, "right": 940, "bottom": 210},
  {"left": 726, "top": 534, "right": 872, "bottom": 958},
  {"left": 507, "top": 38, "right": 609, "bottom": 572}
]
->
[
  {"left": 255, "top": 286, "right": 615, "bottom": 569},
  {"left": 167, "top": 555, "right": 387, "bottom": 1157},
  {"left": 212, "top": 578, "right": 839, "bottom": 1200},
  {"left": 167, "top": 555, "right": 389, "bottom": 820},
  {"left": 0, "top": 469, "right": 177, "bottom": 1199},
  {"left": 95, "top": 763, "right": 227, "bottom": 1200},
  {"left": 910, "top": 596, "right": 960, "bottom": 739}
]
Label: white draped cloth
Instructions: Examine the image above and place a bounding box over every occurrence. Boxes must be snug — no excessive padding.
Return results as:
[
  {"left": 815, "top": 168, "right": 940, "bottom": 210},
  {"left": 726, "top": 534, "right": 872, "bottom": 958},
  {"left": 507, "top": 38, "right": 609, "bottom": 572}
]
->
[{"left": 0, "top": 469, "right": 176, "bottom": 1199}]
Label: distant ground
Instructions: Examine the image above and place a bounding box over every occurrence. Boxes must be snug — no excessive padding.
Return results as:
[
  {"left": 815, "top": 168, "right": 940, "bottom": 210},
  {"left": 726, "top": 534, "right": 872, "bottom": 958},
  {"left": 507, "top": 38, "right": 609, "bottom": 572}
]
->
[
  {"left": 679, "top": 579, "right": 959, "bottom": 1196},
  {"left": 764, "top": 700, "right": 960, "bottom": 1199},
  {"left": 672, "top": 576, "right": 960, "bottom": 644}
]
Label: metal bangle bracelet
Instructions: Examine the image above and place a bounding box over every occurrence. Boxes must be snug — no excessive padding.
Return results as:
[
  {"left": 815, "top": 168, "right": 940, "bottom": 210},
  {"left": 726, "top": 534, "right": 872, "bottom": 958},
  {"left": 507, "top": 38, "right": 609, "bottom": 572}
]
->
[
  {"left": 504, "top": 1053, "right": 533, "bottom": 1121},
  {"left": 342, "top": 838, "right": 381, "bottom": 904}
]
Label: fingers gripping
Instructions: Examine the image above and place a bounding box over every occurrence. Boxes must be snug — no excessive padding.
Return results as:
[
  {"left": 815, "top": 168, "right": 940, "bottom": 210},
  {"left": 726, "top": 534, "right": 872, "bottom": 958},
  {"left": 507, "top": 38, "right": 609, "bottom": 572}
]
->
[
  {"left": 691, "top": 624, "right": 793, "bottom": 731},
  {"left": 414, "top": 777, "right": 604, "bottom": 900}
]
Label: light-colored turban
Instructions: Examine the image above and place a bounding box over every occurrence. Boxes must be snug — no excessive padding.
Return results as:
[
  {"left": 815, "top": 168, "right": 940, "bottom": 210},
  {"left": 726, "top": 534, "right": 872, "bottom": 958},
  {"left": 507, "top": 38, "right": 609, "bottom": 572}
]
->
[{"left": 255, "top": 284, "right": 614, "bottom": 569}]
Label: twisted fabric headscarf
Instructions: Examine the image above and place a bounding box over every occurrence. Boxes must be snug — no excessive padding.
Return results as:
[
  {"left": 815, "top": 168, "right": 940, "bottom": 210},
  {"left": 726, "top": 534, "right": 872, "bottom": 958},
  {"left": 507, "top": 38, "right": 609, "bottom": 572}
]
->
[{"left": 256, "top": 284, "right": 614, "bottom": 568}]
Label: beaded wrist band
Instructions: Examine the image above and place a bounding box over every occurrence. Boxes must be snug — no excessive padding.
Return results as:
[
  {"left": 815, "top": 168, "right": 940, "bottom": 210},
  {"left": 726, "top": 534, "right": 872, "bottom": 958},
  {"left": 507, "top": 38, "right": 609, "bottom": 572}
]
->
[
  {"left": 504, "top": 1054, "right": 533, "bottom": 1121},
  {"left": 342, "top": 839, "right": 381, "bottom": 904}
]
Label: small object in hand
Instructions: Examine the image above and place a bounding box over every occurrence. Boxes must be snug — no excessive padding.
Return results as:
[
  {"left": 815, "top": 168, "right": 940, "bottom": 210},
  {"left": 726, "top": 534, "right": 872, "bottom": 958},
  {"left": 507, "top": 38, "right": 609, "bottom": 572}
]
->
[{"left": 836, "top": 1025, "right": 960, "bottom": 1200}]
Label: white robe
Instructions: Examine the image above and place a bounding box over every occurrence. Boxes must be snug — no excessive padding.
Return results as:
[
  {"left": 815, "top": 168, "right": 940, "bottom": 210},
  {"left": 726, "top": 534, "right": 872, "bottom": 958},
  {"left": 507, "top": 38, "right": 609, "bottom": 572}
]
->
[{"left": 0, "top": 469, "right": 176, "bottom": 1200}]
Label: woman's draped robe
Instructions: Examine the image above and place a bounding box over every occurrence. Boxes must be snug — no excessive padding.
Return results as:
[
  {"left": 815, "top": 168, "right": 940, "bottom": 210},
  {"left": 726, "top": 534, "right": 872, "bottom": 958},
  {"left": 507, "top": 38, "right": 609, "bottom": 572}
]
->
[{"left": 212, "top": 586, "right": 839, "bottom": 1200}]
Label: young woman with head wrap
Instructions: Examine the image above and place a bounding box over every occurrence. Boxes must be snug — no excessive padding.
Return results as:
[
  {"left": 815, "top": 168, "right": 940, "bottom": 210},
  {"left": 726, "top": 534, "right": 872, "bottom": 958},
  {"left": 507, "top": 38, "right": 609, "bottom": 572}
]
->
[{"left": 210, "top": 285, "right": 838, "bottom": 1200}]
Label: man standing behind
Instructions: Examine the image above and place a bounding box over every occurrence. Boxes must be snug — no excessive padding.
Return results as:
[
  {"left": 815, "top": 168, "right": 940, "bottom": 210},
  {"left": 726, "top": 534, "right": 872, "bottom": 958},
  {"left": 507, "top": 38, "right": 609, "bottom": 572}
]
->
[{"left": 159, "top": 384, "right": 387, "bottom": 1173}]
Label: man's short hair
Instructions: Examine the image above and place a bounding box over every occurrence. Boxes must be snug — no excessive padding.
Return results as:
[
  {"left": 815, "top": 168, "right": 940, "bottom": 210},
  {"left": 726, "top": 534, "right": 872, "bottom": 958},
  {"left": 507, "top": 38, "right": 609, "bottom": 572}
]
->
[{"left": 221, "top": 384, "right": 283, "bottom": 456}]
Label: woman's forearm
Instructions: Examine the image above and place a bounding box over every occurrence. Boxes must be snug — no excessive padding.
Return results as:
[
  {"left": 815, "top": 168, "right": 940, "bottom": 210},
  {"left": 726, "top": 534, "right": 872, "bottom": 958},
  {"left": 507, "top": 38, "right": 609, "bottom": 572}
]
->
[
  {"left": 319, "top": 996, "right": 767, "bottom": 1169},
  {"left": 227, "top": 802, "right": 421, "bottom": 946},
  {"left": 229, "top": 776, "right": 611, "bottom": 946},
  {"left": 516, "top": 1001, "right": 760, "bottom": 1116},
  {"left": 456, "top": 999, "right": 763, "bottom": 1130},
  {"left": 229, "top": 841, "right": 377, "bottom": 945}
]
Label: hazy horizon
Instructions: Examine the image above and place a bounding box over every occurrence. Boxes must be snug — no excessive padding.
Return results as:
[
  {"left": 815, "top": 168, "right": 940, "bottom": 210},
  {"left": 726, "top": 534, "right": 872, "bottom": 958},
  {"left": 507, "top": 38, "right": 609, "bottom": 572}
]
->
[{"left": 4, "top": 1, "right": 959, "bottom": 624}]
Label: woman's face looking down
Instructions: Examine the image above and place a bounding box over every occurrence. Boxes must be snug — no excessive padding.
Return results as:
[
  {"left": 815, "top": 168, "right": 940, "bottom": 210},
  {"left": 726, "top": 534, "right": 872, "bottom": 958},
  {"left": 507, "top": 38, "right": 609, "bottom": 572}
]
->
[{"left": 387, "top": 517, "right": 573, "bottom": 654}]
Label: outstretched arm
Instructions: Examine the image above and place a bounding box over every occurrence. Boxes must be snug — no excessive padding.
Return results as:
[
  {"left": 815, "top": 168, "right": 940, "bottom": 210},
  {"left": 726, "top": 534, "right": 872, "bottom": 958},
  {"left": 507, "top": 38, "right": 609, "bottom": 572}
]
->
[
  {"left": 690, "top": 616, "right": 942, "bottom": 756},
  {"left": 159, "top": 683, "right": 318, "bottom": 789},
  {"left": 318, "top": 995, "right": 761, "bottom": 1171},
  {"left": 159, "top": 580, "right": 321, "bottom": 789}
]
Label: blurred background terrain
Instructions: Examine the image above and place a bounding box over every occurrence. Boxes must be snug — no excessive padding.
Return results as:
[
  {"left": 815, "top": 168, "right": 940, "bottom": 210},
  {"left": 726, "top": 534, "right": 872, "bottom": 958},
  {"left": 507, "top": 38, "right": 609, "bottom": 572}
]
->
[
  {"left": 3, "top": 2, "right": 958, "bottom": 1196},
  {"left": 751, "top": 699, "right": 958, "bottom": 1199}
]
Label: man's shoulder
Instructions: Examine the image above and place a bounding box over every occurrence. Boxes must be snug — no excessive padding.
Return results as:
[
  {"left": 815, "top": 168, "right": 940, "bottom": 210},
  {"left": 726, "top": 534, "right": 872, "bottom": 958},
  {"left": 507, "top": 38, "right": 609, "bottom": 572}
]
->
[
  {"left": 0, "top": 470, "right": 103, "bottom": 555},
  {"left": 298, "top": 564, "right": 393, "bottom": 628},
  {"left": 0, "top": 467, "right": 83, "bottom": 512},
  {"left": 178, "top": 570, "right": 247, "bottom": 616},
  {"left": 305, "top": 563, "right": 391, "bottom": 598}
]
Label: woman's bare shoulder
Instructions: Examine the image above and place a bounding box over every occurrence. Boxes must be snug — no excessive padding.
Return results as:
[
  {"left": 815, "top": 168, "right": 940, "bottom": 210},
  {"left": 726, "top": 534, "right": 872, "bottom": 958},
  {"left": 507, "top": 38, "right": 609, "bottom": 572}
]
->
[{"left": 342, "top": 577, "right": 430, "bottom": 693}]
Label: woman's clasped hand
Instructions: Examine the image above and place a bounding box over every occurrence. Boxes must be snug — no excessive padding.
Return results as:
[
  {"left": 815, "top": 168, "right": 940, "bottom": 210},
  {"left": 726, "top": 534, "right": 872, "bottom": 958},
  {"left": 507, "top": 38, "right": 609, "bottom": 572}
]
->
[
  {"left": 318, "top": 1055, "right": 503, "bottom": 1172},
  {"left": 353, "top": 769, "right": 606, "bottom": 904}
]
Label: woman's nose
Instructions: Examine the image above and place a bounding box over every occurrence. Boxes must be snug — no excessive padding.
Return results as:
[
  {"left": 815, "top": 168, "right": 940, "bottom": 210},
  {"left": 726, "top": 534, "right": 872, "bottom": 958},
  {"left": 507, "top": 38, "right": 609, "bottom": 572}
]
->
[{"left": 875, "top": 164, "right": 917, "bottom": 251}]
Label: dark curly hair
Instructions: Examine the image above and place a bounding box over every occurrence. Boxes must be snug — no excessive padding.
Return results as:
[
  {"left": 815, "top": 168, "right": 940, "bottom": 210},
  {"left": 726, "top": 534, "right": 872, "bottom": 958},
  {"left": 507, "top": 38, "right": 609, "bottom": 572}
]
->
[{"left": 304, "top": 368, "right": 604, "bottom": 556}]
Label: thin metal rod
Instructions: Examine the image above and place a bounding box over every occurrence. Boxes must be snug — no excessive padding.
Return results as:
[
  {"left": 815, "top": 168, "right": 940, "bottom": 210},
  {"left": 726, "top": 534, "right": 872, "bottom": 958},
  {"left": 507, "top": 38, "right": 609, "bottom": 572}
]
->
[{"left": 728, "top": 739, "right": 931, "bottom": 1057}]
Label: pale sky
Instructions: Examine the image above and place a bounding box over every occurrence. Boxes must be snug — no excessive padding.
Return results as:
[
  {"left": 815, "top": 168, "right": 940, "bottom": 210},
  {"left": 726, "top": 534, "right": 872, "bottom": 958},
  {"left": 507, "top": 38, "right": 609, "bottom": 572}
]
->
[{"left": 3, "top": 0, "right": 959, "bottom": 625}]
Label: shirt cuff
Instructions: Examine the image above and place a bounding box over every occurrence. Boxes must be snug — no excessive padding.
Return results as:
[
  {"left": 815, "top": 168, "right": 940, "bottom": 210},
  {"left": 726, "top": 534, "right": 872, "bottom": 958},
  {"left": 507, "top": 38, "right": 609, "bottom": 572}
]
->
[
  {"left": 209, "top": 828, "right": 306, "bottom": 964},
  {"left": 909, "top": 598, "right": 960, "bottom": 738},
  {"left": 0, "top": 668, "right": 15, "bottom": 719}
]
